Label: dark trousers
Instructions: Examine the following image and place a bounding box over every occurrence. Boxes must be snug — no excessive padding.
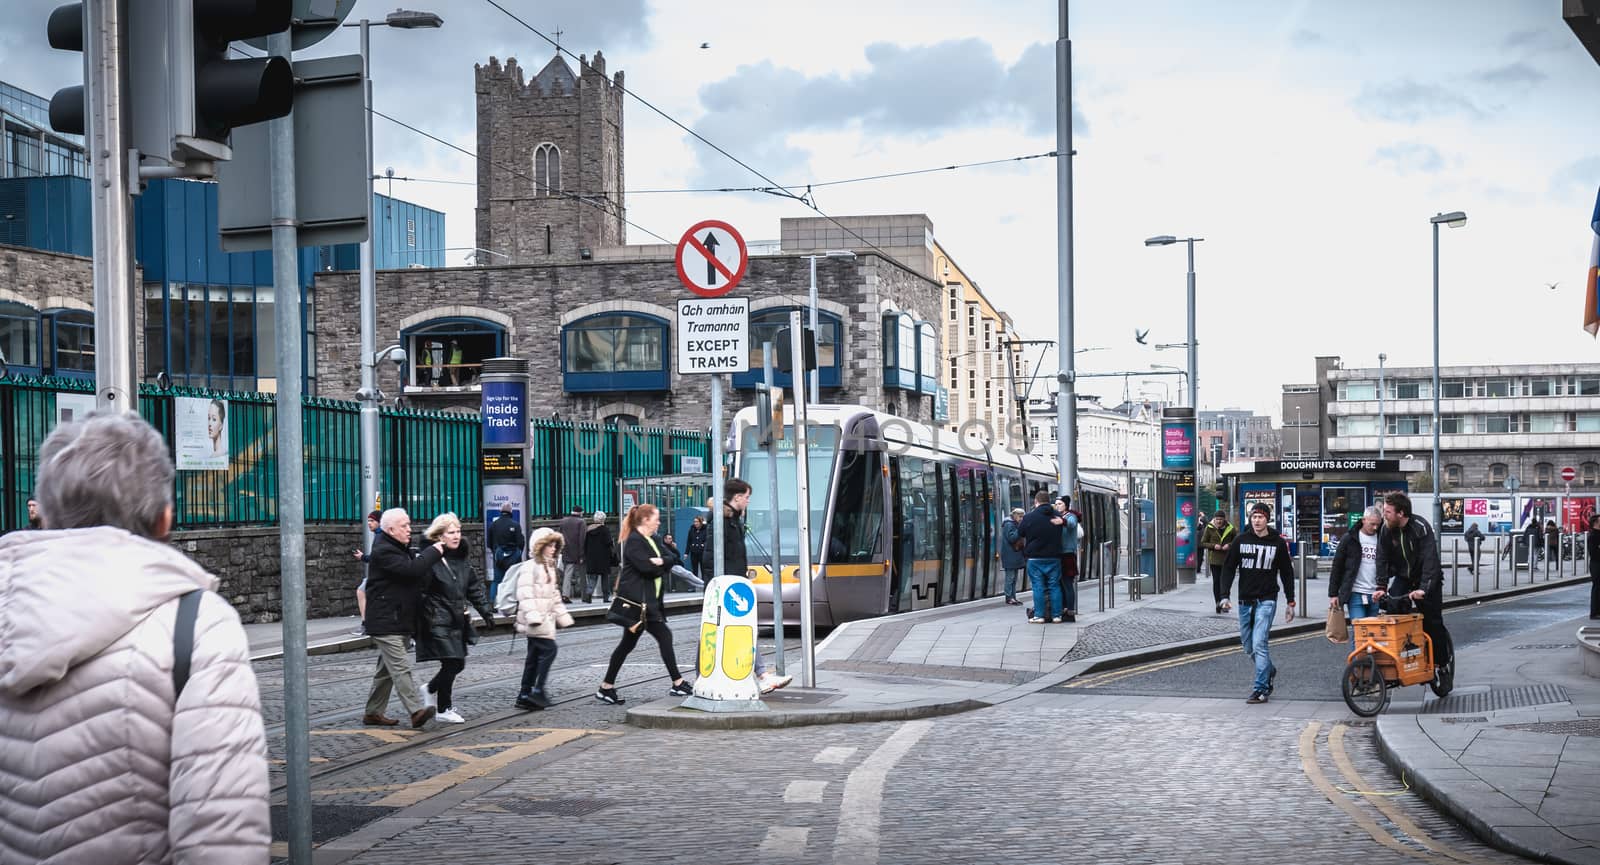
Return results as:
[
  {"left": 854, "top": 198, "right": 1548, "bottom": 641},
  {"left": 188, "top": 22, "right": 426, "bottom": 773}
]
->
[
  {"left": 1590, "top": 566, "right": 1599, "bottom": 618},
  {"left": 427, "top": 657, "right": 465, "bottom": 710},
  {"left": 1210, "top": 563, "right": 1226, "bottom": 604},
  {"left": 604, "top": 618, "right": 682, "bottom": 683},
  {"left": 1421, "top": 612, "right": 1453, "bottom": 668},
  {"left": 520, "top": 637, "right": 558, "bottom": 695}
]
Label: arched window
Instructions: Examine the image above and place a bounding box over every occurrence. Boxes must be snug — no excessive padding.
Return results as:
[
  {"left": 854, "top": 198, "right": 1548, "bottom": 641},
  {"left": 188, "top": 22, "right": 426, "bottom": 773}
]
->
[
  {"left": 882, "top": 311, "right": 917, "bottom": 391},
  {"left": 1443, "top": 464, "right": 1463, "bottom": 490},
  {"left": 1535, "top": 462, "right": 1554, "bottom": 487},
  {"left": 0, "top": 301, "right": 39, "bottom": 374},
  {"left": 402, "top": 317, "right": 507, "bottom": 389},
  {"left": 534, "top": 143, "right": 561, "bottom": 196},
  {"left": 604, "top": 413, "right": 641, "bottom": 427},
  {"left": 1488, "top": 463, "right": 1508, "bottom": 485},
  {"left": 732, "top": 307, "right": 842, "bottom": 390},
  {"left": 43, "top": 308, "right": 93, "bottom": 378},
  {"left": 562, "top": 313, "right": 669, "bottom": 392}
]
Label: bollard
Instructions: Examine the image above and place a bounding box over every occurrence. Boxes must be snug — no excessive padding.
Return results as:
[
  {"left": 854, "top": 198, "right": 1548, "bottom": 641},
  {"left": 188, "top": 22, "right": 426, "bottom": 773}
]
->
[
  {"left": 1450, "top": 536, "right": 1459, "bottom": 597},
  {"left": 1493, "top": 536, "right": 1501, "bottom": 590},
  {"left": 1297, "top": 542, "right": 1308, "bottom": 611}
]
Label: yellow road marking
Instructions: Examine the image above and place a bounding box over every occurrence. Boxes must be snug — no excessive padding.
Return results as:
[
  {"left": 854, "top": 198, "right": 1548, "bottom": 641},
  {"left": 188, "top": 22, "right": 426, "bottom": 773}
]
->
[
  {"left": 373, "top": 728, "right": 591, "bottom": 808},
  {"left": 1299, "top": 722, "right": 1436, "bottom": 862},
  {"left": 1065, "top": 631, "right": 1322, "bottom": 689},
  {"left": 313, "top": 728, "right": 420, "bottom": 744}
]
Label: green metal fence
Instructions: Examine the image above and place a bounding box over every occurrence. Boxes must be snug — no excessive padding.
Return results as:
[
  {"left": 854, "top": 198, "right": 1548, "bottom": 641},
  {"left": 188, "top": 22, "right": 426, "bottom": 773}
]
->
[{"left": 0, "top": 377, "right": 710, "bottom": 531}]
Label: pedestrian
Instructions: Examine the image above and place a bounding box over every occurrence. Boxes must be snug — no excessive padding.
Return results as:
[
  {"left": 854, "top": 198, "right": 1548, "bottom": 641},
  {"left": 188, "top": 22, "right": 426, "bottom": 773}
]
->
[
  {"left": 596, "top": 503, "right": 694, "bottom": 704},
  {"left": 686, "top": 515, "right": 708, "bottom": 579},
  {"left": 1545, "top": 519, "right": 1561, "bottom": 569},
  {"left": 0, "top": 411, "right": 269, "bottom": 862},
  {"left": 583, "top": 511, "right": 615, "bottom": 603},
  {"left": 1329, "top": 505, "right": 1383, "bottom": 646},
  {"left": 1019, "top": 490, "right": 1066, "bottom": 623},
  {"left": 1221, "top": 502, "right": 1296, "bottom": 704},
  {"left": 349, "top": 508, "right": 382, "bottom": 635},
  {"left": 558, "top": 505, "right": 587, "bottom": 602},
  {"left": 447, "top": 339, "right": 463, "bottom": 385},
  {"left": 514, "top": 528, "right": 575, "bottom": 710},
  {"left": 1373, "top": 491, "right": 1453, "bottom": 690},
  {"left": 363, "top": 507, "right": 444, "bottom": 729},
  {"left": 1586, "top": 513, "right": 1599, "bottom": 619},
  {"left": 1462, "top": 523, "right": 1485, "bottom": 574},
  {"left": 1055, "top": 494, "right": 1081, "bottom": 622},
  {"left": 415, "top": 512, "right": 496, "bottom": 724},
  {"left": 1201, "top": 512, "right": 1237, "bottom": 614},
  {"left": 720, "top": 478, "right": 791, "bottom": 692},
  {"left": 999, "top": 507, "right": 1027, "bottom": 605},
  {"left": 486, "top": 502, "right": 525, "bottom": 600},
  {"left": 24, "top": 496, "right": 41, "bottom": 529},
  {"left": 1523, "top": 518, "right": 1542, "bottom": 567}
]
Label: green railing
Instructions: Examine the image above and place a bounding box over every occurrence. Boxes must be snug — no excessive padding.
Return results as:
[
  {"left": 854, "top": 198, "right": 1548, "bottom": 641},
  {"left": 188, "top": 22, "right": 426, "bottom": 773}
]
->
[{"left": 0, "top": 377, "right": 709, "bottom": 531}]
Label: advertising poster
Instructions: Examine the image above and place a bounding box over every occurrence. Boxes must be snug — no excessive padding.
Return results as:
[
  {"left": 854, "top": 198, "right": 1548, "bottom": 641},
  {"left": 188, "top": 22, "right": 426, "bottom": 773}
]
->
[
  {"left": 1563, "top": 497, "right": 1597, "bottom": 534},
  {"left": 483, "top": 483, "right": 526, "bottom": 578},
  {"left": 175, "top": 396, "right": 229, "bottom": 471},
  {"left": 1463, "top": 498, "right": 1492, "bottom": 534},
  {"left": 55, "top": 392, "right": 96, "bottom": 426},
  {"left": 1175, "top": 496, "right": 1197, "bottom": 569},
  {"left": 1241, "top": 488, "right": 1275, "bottom": 525},
  {"left": 480, "top": 380, "right": 527, "bottom": 447},
  {"left": 1439, "top": 497, "right": 1465, "bottom": 533},
  {"left": 1486, "top": 498, "right": 1514, "bottom": 534},
  {"left": 1161, "top": 420, "right": 1195, "bottom": 471}
]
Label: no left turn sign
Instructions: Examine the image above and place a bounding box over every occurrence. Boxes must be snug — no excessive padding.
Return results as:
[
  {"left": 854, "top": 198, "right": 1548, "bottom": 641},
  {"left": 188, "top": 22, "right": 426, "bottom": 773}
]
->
[{"left": 675, "top": 220, "right": 748, "bottom": 297}]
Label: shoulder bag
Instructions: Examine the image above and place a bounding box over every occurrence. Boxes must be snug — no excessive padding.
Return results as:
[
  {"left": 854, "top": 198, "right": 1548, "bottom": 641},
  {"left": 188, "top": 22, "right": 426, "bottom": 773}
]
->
[{"left": 605, "top": 535, "right": 664, "bottom": 633}]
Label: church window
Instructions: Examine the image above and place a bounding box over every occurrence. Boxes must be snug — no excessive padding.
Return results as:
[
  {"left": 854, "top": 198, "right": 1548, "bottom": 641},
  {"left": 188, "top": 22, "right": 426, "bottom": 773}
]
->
[{"left": 534, "top": 143, "right": 562, "bottom": 196}]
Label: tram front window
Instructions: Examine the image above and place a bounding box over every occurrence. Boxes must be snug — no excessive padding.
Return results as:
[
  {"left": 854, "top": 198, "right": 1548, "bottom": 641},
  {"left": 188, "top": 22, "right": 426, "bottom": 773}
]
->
[{"left": 739, "top": 425, "right": 838, "bottom": 563}]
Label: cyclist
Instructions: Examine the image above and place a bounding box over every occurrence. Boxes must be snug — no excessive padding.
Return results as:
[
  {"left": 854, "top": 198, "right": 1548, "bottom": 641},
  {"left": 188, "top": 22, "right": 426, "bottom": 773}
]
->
[{"left": 1372, "top": 491, "right": 1453, "bottom": 691}]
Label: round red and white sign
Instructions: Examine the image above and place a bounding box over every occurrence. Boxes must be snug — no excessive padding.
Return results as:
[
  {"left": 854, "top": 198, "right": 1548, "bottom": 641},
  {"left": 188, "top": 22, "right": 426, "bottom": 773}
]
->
[
  {"left": 674, "top": 220, "right": 748, "bottom": 297},
  {"left": 1561, "top": 466, "right": 1577, "bottom": 482}
]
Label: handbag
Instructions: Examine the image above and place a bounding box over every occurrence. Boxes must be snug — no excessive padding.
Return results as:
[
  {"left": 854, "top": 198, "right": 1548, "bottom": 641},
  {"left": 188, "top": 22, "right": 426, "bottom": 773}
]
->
[
  {"left": 606, "top": 534, "right": 665, "bottom": 633},
  {"left": 1325, "top": 603, "right": 1348, "bottom": 643}
]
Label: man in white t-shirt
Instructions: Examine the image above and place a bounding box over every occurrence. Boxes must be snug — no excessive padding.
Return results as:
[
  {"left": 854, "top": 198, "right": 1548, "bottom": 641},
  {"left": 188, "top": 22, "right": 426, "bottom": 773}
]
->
[{"left": 1329, "top": 505, "right": 1383, "bottom": 646}]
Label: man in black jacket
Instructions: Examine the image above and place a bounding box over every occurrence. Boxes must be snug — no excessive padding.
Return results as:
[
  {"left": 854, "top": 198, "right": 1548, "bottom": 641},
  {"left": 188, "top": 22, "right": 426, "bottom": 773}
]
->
[
  {"left": 1373, "top": 491, "right": 1453, "bottom": 691},
  {"left": 1221, "top": 503, "right": 1296, "bottom": 704},
  {"left": 486, "top": 503, "right": 524, "bottom": 600},
  {"left": 1019, "top": 490, "right": 1065, "bottom": 623},
  {"left": 363, "top": 508, "right": 446, "bottom": 729}
]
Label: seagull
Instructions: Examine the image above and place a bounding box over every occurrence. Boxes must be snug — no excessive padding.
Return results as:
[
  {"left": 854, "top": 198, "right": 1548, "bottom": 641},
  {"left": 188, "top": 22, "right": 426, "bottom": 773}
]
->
[
  {"left": 1545, "top": 281, "right": 1559, "bottom": 290},
  {"left": 1134, "top": 328, "right": 1149, "bottom": 345},
  {"left": 699, "top": 42, "right": 711, "bottom": 49}
]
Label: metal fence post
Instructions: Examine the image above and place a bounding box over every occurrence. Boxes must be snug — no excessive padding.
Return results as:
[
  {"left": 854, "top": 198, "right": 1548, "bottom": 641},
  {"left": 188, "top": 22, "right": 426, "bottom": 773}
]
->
[
  {"left": 1493, "top": 535, "right": 1501, "bottom": 589},
  {"left": 1450, "top": 535, "right": 1458, "bottom": 597}
]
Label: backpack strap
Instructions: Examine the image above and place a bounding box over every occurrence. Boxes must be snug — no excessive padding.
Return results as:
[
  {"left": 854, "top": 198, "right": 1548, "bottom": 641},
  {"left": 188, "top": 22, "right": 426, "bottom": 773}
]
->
[{"left": 172, "top": 588, "right": 204, "bottom": 700}]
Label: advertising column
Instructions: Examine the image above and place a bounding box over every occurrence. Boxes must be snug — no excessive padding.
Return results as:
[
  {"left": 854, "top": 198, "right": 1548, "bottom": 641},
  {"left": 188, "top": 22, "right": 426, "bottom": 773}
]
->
[
  {"left": 480, "top": 358, "right": 530, "bottom": 580},
  {"left": 1162, "top": 407, "right": 1198, "bottom": 584}
]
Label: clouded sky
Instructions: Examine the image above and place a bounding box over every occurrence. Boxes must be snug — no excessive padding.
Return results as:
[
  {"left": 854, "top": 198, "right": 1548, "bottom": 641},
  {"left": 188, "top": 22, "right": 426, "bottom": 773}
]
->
[{"left": 5, "top": 0, "right": 1599, "bottom": 420}]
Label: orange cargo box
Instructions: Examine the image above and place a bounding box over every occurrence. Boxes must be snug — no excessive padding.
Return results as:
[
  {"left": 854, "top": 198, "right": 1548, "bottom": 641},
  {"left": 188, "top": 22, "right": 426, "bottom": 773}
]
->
[{"left": 1351, "top": 614, "right": 1427, "bottom": 655}]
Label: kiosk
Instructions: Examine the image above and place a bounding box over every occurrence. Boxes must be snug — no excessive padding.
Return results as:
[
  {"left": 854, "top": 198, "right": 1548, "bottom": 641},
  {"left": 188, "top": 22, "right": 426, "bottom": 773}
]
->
[{"left": 1220, "top": 458, "right": 1426, "bottom": 556}]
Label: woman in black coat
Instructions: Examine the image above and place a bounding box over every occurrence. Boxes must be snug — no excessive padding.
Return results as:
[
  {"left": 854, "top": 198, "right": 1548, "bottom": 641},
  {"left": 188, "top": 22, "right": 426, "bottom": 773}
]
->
[
  {"left": 416, "top": 512, "right": 496, "bottom": 723},
  {"left": 1587, "top": 513, "right": 1599, "bottom": 619},
  {"left": 595, "top": 504, "right": 691, "bottom": 705},
  {"left": 583, "top": 512, "right": 617, "bottom": 603}
]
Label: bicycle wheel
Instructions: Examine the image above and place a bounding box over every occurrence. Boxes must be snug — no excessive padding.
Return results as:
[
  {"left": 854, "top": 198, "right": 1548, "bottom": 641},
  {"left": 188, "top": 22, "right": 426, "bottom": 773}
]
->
[
  {"left": 1430, "top": 632, "right": 1454, "bottom": 698},
  {"left": 1342, "top": 655, "right": 1388, "bottom": 717}
]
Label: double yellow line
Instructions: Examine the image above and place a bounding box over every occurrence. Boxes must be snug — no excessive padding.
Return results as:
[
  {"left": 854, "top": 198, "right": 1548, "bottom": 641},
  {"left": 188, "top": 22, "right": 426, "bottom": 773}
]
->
[{"left": 1063, "top": 631, "right": 1323, "bottom": 689}]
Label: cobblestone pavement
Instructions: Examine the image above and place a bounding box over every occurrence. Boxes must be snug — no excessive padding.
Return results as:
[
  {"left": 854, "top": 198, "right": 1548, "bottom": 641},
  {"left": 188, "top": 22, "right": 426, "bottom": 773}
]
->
[
  {"left": 288, "top": 696, "right": 1532, "bottom": 865},
  {"left": 1060, "top": 604, "right": 1240, "bottom": 661}
]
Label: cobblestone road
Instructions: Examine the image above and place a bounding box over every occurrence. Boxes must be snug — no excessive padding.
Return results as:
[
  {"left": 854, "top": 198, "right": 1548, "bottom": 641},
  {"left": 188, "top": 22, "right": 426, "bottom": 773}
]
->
[{"left": 1061, "top": 604, "right": 1240, "bottom": 661}]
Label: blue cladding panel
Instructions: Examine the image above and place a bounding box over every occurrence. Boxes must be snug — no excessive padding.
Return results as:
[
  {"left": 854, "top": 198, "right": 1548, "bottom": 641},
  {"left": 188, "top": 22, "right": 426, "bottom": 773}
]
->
[{"left": 0, "top": 177, "right": 91, "bottom": 256}]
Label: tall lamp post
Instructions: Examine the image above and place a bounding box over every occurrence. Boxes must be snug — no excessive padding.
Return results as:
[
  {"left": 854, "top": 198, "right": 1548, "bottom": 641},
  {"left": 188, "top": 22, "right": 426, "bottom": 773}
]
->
[
  {"left": 1429, "top": 211, "right": 1467, "bottom": 529},
  {"left": 1377, "top": 352, "right": 1387, "bottom": 459},
  {"left": 352, "top": 9, "right": 443, "bottom": 551},
  {"left": 1144, "top": 235, "right": 1203, "bottom": 411},
  {"left": 806, "top": 250, "right": 855, "bottom": 404},
  {"left": 1151, "top": 363, "right": 1188, "bottom": 401}
]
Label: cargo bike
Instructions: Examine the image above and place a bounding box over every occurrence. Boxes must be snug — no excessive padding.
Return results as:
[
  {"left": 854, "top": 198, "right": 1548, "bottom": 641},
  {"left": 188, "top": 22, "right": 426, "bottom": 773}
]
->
[{"left": 1339, "top": 600, "right": 1454, "bottom": 717}]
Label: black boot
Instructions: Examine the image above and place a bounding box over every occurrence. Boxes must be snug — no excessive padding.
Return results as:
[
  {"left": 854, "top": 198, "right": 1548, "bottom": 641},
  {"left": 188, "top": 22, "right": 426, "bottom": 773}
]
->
[{"left": 515, "top": 690, "right": 542, "bottom": 711}]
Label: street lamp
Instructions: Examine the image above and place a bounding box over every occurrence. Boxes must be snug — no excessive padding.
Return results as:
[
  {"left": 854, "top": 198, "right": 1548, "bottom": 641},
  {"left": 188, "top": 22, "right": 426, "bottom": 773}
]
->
[
  {"left": 1429, "top": 210, "right": 1466, "bottom": 527},
  {"left": 1144, "top": 235, "right": 1204, "bottom": 410},
  {"left": 350, "top": 9, "right": 444, "bottom": 553},
  {"left": 1151, "top": 363, "right": 1188, "bottom": 396},
  {"left": 1377, "top": 352, "right": 1387, "bottom": 460},
  {"left": 806, "top": 249, "right": 855, "bottom": 404}
]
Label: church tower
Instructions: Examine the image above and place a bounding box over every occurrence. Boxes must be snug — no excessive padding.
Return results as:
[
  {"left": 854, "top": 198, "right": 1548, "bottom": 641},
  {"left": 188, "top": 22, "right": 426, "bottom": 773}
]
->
[{"left": 474, "top": 51, "right": 626, "bottom": 263}]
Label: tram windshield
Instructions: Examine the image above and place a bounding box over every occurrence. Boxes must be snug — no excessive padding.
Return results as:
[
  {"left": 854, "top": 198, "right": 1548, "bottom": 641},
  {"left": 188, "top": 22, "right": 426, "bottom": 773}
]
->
[{"left": 738, "top": 424, "right": 838, "bottom": 563}]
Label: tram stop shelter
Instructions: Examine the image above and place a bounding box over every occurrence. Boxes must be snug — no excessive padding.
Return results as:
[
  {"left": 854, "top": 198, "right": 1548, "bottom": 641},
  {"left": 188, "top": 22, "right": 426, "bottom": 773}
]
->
[{"left": 1220, "top": 458, "right": 1426, "bottom": 556}]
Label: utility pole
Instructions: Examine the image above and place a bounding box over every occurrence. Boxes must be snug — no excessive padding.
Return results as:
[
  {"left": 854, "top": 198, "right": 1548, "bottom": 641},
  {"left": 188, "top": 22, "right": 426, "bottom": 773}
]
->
[
  {"left": 84, "top": 0, "right": 137, "bottom": 412},
  {"left": 1055, "top": 0, "right": 1078, "bottom": 494}
]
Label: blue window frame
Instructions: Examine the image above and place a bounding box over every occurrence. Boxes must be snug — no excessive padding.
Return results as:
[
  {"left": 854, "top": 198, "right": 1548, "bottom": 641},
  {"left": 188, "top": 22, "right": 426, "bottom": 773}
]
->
[
  {"left": 0, "top": 301, "right": 40, "bottom": 376},
  {"left": 732, "top": 307, "right": 842, "bottom": 390},
  {"left": 561, "top": 313, "right": 669, "bottom": 392},
  {"left": 882, "top": 311, "right": 917, "bottom": 391},
  {"left": 403, "top": 316, "right": 507, "bottom": 389},
  {"left": 916, "top": 321, "right": 938, "bottom": 395},
  {"left": 43, "top": 309, "right": 93, "bottom": 379}
]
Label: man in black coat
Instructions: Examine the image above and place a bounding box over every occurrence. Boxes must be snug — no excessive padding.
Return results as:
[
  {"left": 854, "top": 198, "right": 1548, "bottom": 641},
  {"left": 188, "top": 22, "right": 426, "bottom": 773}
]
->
[
  {"left": 486, "top": 503, "right": 524, "bottom": 599},
  {"left": 363, "top": 508, "right": 445, "bottom": 729},
  {"left": 1018, "top": 490, "right": 1065, "bottom": 623},
  {"left": 1373, "top": 491, "right": 1452, "bottom": 692}
]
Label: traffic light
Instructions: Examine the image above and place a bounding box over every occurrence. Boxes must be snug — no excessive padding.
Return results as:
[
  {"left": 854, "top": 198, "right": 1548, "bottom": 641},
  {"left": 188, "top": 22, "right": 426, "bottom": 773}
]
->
[
  {"left": 45, "top": 5, "right": 84, "bottom": 135},
  {"left": 184, "top": 0, "right": 294, "bottom": 147},
  {"left": 755, "top": 384, "right": 785, "bottom": 447}
]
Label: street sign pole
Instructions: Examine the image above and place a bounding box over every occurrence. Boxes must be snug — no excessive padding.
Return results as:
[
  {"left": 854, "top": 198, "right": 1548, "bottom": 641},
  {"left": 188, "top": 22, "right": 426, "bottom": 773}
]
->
[
  {"left": 763, "top": 341, "right": 784, "bottom": 677},
  {"left": 711, "top": 374, "right": 724, "bottom": 580},
  {"left": 789, "top": 311, "right": 816, "bottom": 688}
]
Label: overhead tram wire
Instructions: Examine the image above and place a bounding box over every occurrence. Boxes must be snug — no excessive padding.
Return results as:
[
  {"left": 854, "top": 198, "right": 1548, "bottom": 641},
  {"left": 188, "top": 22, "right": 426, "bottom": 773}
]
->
[{"left": 555, "top": 150, "right": 1061, "bottom": 196}]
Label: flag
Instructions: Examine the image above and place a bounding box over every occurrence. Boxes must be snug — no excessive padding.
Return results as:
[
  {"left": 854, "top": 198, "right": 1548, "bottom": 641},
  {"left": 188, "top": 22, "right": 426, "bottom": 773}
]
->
[{"left": 1587, "top": 186, "right": 1600, "bottom": 337}]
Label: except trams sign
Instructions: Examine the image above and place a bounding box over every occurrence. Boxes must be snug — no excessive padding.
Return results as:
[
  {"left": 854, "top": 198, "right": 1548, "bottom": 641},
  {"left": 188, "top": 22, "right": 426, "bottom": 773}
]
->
[{"left": 677, "top": 297, "right": 750, "bottom": 375}]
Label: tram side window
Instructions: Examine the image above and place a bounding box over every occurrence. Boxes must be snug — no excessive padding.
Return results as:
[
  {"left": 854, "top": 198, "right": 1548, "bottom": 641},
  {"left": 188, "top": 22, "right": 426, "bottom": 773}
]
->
[{"left": 829, "top": 450, "right": 885, "bottom": 563}]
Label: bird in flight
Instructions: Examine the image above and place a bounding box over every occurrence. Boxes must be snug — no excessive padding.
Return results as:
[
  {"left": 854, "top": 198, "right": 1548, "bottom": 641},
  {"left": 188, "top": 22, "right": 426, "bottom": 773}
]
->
[
  {"left": 700, "top": 42, "right": 711, "bottom": 49},
  {"left": 1134, "top": 328, "right": 1149, "bottom": 345},
  {"left": 1545, "top": 282, "right": 1559, "bottom": 291}
]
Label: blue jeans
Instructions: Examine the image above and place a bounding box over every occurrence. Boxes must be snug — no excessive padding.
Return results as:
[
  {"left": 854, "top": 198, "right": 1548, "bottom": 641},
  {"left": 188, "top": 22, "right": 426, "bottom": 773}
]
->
[
  {"left": 1345, "top": 593, "right": 1380, "bottom": 649},
  {"left": 1237, "top": 599, "right": 1277, "bottom": 693},
  {"left": 1026, "top": 559, "right": 1062, "bottom": 619},
  {"left": 1003, "top": 568, "right": 1021, "bottom": 600}
]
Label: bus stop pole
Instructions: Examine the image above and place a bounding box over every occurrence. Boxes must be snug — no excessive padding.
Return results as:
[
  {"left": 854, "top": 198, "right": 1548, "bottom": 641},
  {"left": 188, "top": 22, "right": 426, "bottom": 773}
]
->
[{"left": 763, "top": 342, "right": 784, "bottom": 677}]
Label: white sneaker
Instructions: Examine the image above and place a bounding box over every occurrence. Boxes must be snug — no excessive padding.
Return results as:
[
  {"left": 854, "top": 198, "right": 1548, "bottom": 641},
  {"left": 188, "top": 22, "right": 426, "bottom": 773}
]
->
[
  {"left": 758, "top": 672, "right": 793, "bottom": 694},
  {"left": 436, "top": 708, "right": 465, "bottom": 724}
]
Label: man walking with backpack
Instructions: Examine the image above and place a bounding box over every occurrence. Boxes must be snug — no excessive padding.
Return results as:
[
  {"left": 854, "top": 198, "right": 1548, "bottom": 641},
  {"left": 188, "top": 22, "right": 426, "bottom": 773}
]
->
[{"left": 1221, "top": 502, "right": 1296, "bottom": 704}]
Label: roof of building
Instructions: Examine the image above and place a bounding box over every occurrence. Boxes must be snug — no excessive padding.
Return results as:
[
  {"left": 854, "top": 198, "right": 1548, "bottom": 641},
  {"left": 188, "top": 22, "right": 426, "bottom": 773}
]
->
[{"left": 532, "top": 54, "right": 578, "bottom": 95}]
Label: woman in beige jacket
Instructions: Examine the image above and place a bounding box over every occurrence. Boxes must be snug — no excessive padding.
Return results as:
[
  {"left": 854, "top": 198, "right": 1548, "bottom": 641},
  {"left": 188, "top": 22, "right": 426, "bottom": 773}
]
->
[
  {"left": 0, "top": 412, "right": 269, "bottom": 864},
  {"left": 514, "top": 527, "right": 574, "bottom": 710}
]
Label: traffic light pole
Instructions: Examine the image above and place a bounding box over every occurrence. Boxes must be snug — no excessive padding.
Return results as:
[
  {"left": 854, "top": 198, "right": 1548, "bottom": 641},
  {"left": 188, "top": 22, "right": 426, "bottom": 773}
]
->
[
  {"left": 357, "top": 19, "right": 381, "bottom": 545},
  {"left": 85, "top": 0, "right": 138, "bottom": 412},
  {"left": 267, "top": 29, "right": 313, "bottom": 865}
]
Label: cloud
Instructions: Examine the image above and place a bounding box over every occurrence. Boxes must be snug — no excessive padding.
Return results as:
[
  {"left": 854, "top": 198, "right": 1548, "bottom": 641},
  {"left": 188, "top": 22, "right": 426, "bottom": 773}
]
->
[
  {"left": 1351, "top": 80, "right": 1483, "bottom": 123},
  {"left": 1474, "top": 63, "right": 1547, "bottom": 88},
  {"left": 1549, "top": 157, "right": 1600, "bottom": 199},
  {"left": 1373, "top": 142, "right": 1444, "bottom": 175},
  {"left": 688, "top": 39, "right": 1088, "bottom": 187},
  {"left": 1502, "top": 28, "right": 1570, "bottom": 53},
  {"left": 1290, "top": 29, "right": 1325, "bottom": 48}
]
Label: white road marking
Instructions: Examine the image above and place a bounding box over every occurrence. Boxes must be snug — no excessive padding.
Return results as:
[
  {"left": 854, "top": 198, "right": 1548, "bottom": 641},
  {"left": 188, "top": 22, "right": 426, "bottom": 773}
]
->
[
  {"left": 784, "top": 779, "right": 827, "bottom": 803},
  {"left": 759, "top": 826, "right": 810, "bottom": 860},
  {"left": 832, "top": 720, "right": 933, "bottom": 865},
  {"left": 813, "top": 746, "right": 857, "bottom": 764}
]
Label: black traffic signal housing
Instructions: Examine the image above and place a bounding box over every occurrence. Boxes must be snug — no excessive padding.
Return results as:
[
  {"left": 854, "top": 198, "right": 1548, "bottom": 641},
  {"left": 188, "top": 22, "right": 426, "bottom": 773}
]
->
[
  {"left": 46, "top": 4, "right": 85, "bottom": 135},
  {"left": 187, "top": 0, "right": 294, "bottom": 146},
  {"left": 755, "top": 384, "right": 786, "bottom": 447}
]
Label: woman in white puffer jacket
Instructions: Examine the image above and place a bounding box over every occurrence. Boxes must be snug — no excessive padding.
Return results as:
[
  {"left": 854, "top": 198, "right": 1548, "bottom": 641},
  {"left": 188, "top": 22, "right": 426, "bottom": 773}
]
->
[{"left": 513, "top": 527, "right": 574, "bottom": 710}]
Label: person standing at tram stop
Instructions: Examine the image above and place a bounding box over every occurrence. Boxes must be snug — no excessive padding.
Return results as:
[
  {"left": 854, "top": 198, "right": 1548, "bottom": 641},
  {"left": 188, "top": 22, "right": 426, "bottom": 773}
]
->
[
  {"left": 583, "top": 511, "right": 616, "bottom": 604},
  {"left": 720, "top": 477, "right": 792, "bottom": 692},
  {"left": 416, "top": 512, "right": 496, "bottom": 724},
  {"left": 1221, "top": 502, "right": 1296, "bottom": 704},
  {"left": 686, "top": 516, "right": 709, "bottom": 582},
  {"left": 1329, "top": 506, "right": 1383, "bottom": 646},
  {"left": 558, "top": 505, "right": 587, "bottom": 603},
  {"left": 596, "top": 504, "right": 694, "bottom": 704},
  {"left": 999, "top": 507, "right": 1027, "bottom": 605},
  {"left": 1055, "top": 495, "right": 1081, "bottom": 623},
  {"left": 1019, "top": 490, "right": 1066, "bottom": 624},
  {"left": 1201, "top": 512, "right": 1236, "bottom": 615},
  {"left": 1586, "top": 513, "right": 1600, "bottom": 619},
  {"left": 363, "top": 508, "right": 444, "bottom": 729}
]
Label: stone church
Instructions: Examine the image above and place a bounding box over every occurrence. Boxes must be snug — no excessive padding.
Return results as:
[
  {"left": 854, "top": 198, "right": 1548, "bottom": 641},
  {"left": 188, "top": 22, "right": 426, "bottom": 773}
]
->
[{"left": 312, "top": 50, "right": 946, "bottom": 430}]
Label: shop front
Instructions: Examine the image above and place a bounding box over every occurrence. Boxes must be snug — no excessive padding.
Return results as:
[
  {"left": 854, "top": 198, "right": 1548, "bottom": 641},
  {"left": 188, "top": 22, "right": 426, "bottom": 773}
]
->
[{"left": 1222, "top": 458, "right": 1427, "bottom": 556}]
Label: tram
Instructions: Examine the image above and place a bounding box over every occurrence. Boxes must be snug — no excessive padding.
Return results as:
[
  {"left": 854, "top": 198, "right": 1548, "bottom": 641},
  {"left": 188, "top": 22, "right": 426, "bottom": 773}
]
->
[{"left": 730, "top": 404, "right": 1121, "bottom": 628}]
